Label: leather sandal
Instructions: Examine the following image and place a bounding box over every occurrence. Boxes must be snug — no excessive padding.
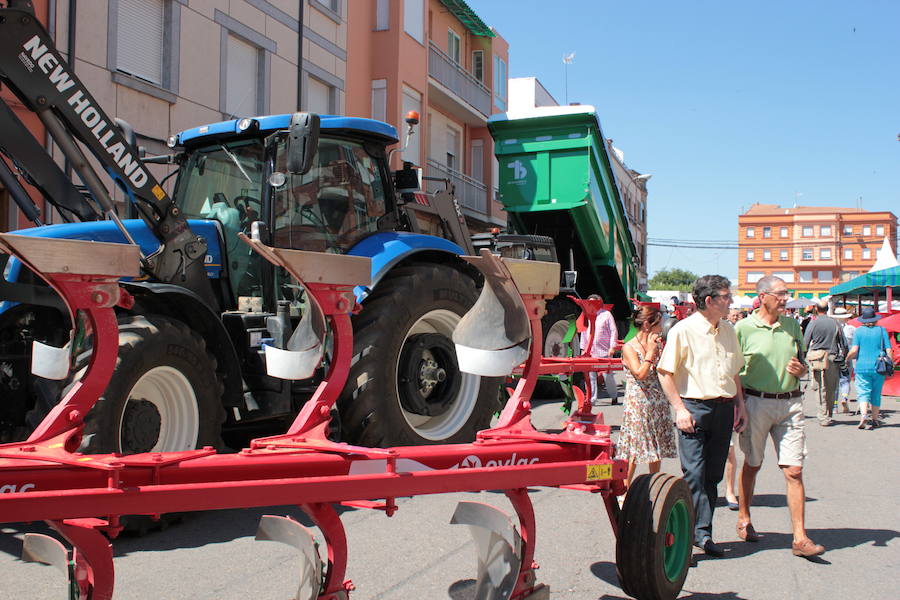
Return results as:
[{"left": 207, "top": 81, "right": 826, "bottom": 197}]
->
[
  {"left": 792, "top": 538, "right": 825, "bottom": 557},
  {"left": 736, "top": 521, "right": 759, "bottom": 542}
]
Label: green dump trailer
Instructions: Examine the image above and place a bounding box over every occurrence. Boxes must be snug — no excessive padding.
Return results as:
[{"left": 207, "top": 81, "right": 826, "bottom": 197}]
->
[{"left": 487, "top": 106, "right": 638, "bottom": 325}]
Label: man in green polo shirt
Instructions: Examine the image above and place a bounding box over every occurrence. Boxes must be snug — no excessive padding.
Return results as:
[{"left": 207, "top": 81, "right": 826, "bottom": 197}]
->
[{"left": 734, "top": 275, "right": 825, "bottom": 558}]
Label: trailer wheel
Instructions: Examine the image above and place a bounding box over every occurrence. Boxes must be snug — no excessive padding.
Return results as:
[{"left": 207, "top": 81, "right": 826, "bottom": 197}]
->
[
  {"left": 616, "top": 473, "right": 693, "bottom": 600},
  {"left": 340, "top": 263, "right": 501, "bottom": 446},
  {"left": 78, "top": 315, "right": 225, "bottom": 454},
  {"left": 533, "top": 296, "right": 581, "bottom": 399}
]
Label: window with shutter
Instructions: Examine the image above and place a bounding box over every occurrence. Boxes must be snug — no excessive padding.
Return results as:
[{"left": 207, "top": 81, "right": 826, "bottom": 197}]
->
[
  {"left": 225, "top": 35, "right": 260, "bottom": 117},
  {"left": 116, "top": 0, "right": 165, "bottom": 85},
  {"left": 307, "top": 77, "right": 333, "bottom": 114},
  {"left": 371, "top": 79, "right": 387, "bottom": 121}
]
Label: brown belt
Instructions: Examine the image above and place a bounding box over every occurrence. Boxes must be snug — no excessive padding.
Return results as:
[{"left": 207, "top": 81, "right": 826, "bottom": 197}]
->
[{"left": 744, "top": 388, "right": 802, "bottom": 400}]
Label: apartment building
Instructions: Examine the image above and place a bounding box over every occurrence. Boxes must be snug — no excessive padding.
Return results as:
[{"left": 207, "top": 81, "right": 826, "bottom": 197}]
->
[
  {"left": 738, "top": 204, "right": 898, "bottom": 297},
  {"left": 346, "top": 0, "right": 509, "bottom": 233},
  {"left": 607, "top": 143, "right": 650, "bottom": 292},
  {"left": 1, "top": 0, "right": 347, "bottom": 228}
]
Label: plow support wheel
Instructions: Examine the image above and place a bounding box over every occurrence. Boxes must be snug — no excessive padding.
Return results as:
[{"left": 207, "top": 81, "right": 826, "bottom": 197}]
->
[
  {"left": 450, "top": 501, "right": 523, "bottom": 600},
  {"left": 256, "top": 515, "right": 324, "bottom": 600}
]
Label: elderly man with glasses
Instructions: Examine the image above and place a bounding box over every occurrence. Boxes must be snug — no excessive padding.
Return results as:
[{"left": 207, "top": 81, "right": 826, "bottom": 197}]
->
[
  {"left": 734, "top": 275, "right": 824, "bottom": 557},
  {"left": 658, "top": 274, "right": 747, "bottom": 557}
]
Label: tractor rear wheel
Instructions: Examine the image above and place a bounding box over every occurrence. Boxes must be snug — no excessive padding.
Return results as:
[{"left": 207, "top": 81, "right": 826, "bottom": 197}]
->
[
  {"left": 615, "top": 473, "right": 694, "bottom": 600},
  {"left": 339, "top": 263, "right": 501, "bottom": 446}
]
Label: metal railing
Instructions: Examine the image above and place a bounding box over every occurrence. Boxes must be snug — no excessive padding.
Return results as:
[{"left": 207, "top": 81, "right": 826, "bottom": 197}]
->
[
  {"left": 428, "top": 42, "right": 491, "bottom": 117},
  {"left": 426, "top": 158, "right": 487, "bottom": 214}
]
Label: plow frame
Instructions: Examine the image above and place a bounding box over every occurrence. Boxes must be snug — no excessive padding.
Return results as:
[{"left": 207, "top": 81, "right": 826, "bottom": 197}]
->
[{"left": 0, "top": 234, "right": 691, "bottom": 600}]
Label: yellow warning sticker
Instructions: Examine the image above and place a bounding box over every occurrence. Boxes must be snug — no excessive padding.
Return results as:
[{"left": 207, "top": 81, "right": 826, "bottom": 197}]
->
[
  {"left": 151, "top": 185, "right": 166, "bottom": 201},
  {"left": 586, "top": 463, "right": 612, "bottom": 481}
]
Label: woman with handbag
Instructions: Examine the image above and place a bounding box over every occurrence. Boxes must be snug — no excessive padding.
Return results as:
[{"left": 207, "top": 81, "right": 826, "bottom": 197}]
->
[{"left": 846, "top": 307, "right": 893, "bottom": 429}]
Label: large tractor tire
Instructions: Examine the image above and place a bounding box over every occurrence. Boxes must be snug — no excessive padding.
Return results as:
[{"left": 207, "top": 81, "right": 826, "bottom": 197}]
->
[
  {"left": 77, "top": 315, "right": 226, "bottom": 454},
  {"left": 616, "top": 473, "right": 694, "bottom": 600},
  {"left": 339, "top": 263, "right": 501, "bottom": 446},
  {"left": 532, "top": 296, "right": 581, "bottom": 399}
]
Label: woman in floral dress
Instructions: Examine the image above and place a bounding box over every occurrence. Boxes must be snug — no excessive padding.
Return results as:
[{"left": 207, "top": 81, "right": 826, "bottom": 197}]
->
[{"left": 617, "top": 304, "right": 677, "bottom": 489}]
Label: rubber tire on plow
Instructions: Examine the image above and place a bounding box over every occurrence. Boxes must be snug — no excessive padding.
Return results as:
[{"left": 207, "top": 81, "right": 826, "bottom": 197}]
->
[
  {"left": 77, "top": 315, "right": 226, "bottom": 455},
  {"left": 616, "top": 473, "right": 694, "bottom": 600},
  {"left": 339, "top": 263, "right": 502, "bottom": 446},
  {"left": 532, "top": 296, "right": 581, "bottom": 399}
]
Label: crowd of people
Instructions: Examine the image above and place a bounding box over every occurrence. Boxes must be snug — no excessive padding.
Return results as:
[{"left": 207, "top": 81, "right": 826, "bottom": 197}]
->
[{"left": 593, "top": 274, "right": 894, "bottom": 560}]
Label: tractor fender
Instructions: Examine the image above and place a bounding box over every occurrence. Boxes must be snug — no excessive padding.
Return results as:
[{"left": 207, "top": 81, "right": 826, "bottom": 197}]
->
[
  {"left": 348, "top": 232, "right": 472, "bottom": 301},
  {"left": 121, "top": 281, "right": 243, "bottom": 409}
]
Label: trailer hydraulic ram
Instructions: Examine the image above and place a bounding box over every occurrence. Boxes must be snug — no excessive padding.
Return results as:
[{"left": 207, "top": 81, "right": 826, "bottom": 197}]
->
[{"left": 0, "top": 232, "right": 693, "bottom": 600}]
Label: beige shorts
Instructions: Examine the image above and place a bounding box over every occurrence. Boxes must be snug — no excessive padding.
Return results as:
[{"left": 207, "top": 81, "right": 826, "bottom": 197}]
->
[{"left": 739, "top": 394, "right": 807, "bottom": 467}]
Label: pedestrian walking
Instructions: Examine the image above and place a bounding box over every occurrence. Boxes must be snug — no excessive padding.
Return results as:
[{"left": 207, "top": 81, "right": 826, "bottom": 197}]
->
[
  {"left": 803, "top": 300, "right": 844, "bottom": 426},
  {"left": 833, "top": 307, "right": 855, "bottom": 414},
  {"left": 617, "top": 304, "right": 677, "bottom": 489},
  {"left": 580, "top": 294, "right": 619, "bottom": 405},
  {"left": 657, "top": 275, "right": 747, "bottom": 557},
  {"left": 846, "top": 307, "right": 893, "bottom": 429},
  {"left": 734, "top": 275, "right": 825, "bottom": 558}
]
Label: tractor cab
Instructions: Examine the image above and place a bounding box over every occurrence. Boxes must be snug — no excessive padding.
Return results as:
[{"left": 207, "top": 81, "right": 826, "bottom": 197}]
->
[{"left": 170, "top": 114, "right": 399, "bottom": 307}]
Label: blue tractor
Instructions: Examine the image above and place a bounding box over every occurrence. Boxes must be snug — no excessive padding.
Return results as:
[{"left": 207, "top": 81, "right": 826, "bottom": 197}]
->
[{"left": 0, "top": 5, "right": 498, "bottom": 452}]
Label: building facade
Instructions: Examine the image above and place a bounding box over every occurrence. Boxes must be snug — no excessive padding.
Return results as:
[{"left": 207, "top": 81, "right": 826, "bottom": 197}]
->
[
  {"left": 737, "top": 204, "right": 898, "bottom": 297},
  {"left": 1, "top": 0, "right": 348, "bottom": 228},
  {"left": 346, "top": 0, "right": 509, "bottom": 233},
  {"left": 607, "top": 143, "right": 650, "bottom": 292}
]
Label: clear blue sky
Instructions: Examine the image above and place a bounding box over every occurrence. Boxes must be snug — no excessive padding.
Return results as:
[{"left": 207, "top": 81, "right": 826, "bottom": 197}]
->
[{"left": 468, "top": 0, "right": 899, "bottom": 283}]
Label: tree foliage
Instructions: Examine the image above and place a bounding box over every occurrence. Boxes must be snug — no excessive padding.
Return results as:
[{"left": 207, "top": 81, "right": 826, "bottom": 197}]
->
[{"left": 648, "top": 268, "right": 699, "bottom": 291}]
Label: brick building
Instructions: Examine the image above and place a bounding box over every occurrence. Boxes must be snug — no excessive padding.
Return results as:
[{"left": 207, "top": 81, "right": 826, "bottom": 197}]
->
[
  {"left": 346, "top": 0, "right": 509, "bottom": 233},
  {"left": 737, "top": 204, "right": 898, "bottom": 297}
]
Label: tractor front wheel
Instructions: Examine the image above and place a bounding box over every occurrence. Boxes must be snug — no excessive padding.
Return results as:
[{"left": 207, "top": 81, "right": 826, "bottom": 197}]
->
[{"left": 78, "top": 315, "right": 225, "bottom": 454}]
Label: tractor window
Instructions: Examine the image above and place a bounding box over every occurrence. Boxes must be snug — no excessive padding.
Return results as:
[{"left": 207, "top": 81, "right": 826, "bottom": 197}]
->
[
  {"left": 173, "top": 139, "right": 265, "bottom": 226},
  {"left": 173, "top": 139, "right": 266, "bottom": 298},
  {"left": 271, "top": 137, "right": 387, "bottom": 253}
]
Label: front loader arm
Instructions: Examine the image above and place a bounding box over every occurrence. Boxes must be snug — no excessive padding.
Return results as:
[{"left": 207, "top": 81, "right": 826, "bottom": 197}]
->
[{"left": 0, "top": 3, "right": 215, "bottom": 306}]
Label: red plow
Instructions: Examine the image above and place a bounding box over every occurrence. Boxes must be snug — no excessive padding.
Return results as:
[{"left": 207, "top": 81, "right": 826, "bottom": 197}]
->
[{"left": 0, "top": 232, "right": 693, "bottom": 600}]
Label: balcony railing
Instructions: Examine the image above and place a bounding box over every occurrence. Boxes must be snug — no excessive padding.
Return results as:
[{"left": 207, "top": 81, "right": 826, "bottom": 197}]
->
[
  {"left": 428, "top": 42, "right": 491, "bottom": 117},
  {"left": 426, "top": 158, "right": 487, "bottom": 214}
]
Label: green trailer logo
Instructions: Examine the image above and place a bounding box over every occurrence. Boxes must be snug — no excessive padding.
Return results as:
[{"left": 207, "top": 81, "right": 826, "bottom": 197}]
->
[{"left": 507, "top": 159, "right": 527, "bottom": 182}]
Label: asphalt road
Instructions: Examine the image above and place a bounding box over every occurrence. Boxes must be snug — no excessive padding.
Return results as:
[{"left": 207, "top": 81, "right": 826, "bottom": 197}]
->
[{"left": 1, "top": 380, "right": 898, "bottom": 600}]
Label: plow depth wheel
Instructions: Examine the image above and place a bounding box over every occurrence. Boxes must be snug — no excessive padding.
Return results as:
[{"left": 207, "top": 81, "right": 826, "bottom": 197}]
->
[{"left": 615, "top": 473, "right": 693, "bottom": 600}]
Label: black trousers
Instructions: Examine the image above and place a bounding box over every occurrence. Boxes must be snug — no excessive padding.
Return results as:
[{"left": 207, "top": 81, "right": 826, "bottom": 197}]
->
[{"left": 678, "top": 398, "right": 735, "bottom": 546}]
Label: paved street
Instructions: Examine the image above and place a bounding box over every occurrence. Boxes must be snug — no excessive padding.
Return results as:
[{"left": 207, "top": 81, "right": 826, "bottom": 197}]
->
[{"left": 1, "top": 380, "right": 898, "bottom": 599}]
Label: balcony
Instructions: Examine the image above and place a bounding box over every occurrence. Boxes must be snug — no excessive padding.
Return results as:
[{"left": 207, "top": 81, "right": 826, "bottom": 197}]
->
[
  {"left": 428, "top": 42, "right": 491, "bottom": 120},
  {"left": 426, "top": 158, "right": 487, "bottom": 214}
]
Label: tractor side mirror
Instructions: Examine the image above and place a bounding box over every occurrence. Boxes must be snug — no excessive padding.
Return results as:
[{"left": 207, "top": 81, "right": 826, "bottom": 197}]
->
[
  {"left": 286, "top": 112, "right": 320, "bottom": 175},
  {"left": 394, "top": 161, "right": 422, "bottom": 193}
]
